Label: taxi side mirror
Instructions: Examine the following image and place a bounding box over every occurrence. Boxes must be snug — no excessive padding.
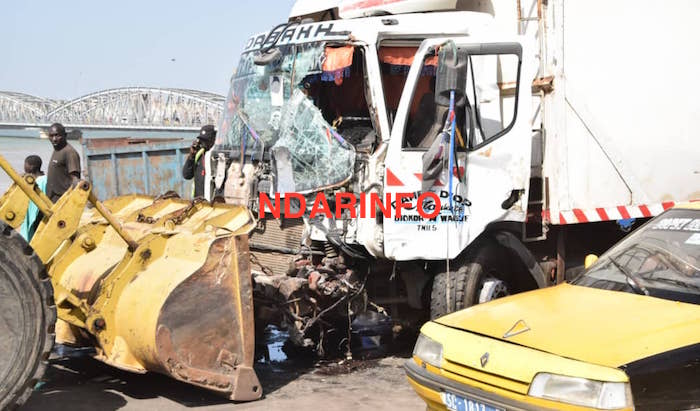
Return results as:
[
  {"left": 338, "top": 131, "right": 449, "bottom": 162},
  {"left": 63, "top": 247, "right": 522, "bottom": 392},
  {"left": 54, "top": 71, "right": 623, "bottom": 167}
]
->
[{"left": 584, "top": 254, "right": 599, "bottom": 269}]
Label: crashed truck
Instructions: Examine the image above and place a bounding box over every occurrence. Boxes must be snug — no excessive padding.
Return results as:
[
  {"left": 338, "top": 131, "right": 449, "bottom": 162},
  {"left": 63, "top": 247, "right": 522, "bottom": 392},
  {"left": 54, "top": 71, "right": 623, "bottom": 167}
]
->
[
  {"left": 1, "top": 0, "right": 698, "bottom": 407},
  {"left": 207, "top": 0, "right": 698, "bottom": 349}
]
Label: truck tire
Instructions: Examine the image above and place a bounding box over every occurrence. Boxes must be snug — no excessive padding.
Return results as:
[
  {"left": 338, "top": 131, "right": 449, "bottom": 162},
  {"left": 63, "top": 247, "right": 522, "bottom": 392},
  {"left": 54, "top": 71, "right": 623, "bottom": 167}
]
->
[
  {"left": 429, "top": 270, "right": 457, "bottom": 320},
  {"left": 0, "top": 221, "right": 56, "bottom": 410},
  {"left": 430, "top": 246, "right": 511, "bottom": 319}
]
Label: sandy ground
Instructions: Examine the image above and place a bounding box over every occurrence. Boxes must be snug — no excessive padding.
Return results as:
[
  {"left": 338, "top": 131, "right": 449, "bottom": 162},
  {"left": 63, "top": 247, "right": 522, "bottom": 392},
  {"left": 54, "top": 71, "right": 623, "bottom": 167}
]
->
[{"left": 20, "top": 355, "right": 425, "bottom": 411}]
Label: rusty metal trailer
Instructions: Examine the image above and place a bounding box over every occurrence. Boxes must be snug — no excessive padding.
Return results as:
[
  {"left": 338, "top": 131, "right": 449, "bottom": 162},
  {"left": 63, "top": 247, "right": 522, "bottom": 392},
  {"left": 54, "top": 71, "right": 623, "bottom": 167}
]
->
[{"left": 81, "top": 137, "right": 192, "bottom": 200}]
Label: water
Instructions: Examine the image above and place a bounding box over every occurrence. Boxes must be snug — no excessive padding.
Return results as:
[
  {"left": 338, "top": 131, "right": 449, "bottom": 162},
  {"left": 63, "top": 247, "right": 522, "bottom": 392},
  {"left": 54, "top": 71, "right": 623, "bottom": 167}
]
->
[
  {"left": 263, "top": 325, "right": 289, "bottom": 363},
  {"left": 0, "top": 136, "right": 73, "bottom": 192},
  {"left": 0, "top": 129, "right": 193, "bottom": 192}
]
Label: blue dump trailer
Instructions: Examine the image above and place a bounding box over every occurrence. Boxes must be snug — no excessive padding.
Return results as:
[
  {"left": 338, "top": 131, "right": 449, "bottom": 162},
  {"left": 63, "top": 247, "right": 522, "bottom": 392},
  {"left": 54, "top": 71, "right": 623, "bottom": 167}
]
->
[{"left": 81, "top": 137, "right": 192, "bottom": 200}]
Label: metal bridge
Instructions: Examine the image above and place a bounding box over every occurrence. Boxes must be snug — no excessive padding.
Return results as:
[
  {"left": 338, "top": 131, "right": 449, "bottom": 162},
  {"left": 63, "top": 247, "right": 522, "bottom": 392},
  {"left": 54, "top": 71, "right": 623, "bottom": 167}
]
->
[{"left": 0, "top": 87, "right": 224, "bottom": 131}]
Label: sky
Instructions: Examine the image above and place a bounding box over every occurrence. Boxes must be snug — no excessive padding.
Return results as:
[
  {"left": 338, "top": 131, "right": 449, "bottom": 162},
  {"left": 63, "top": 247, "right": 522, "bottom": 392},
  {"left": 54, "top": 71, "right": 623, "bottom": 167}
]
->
[{"left": 0, "top": 1, "right": 296, "bottom": 100}]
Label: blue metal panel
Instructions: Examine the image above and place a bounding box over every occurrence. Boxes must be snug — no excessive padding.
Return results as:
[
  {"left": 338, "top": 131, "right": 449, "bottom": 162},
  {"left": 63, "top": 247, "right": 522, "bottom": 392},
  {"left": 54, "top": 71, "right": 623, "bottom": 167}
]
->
[{"left": 83, "top": 138, "right": 192, "bottom": 200}]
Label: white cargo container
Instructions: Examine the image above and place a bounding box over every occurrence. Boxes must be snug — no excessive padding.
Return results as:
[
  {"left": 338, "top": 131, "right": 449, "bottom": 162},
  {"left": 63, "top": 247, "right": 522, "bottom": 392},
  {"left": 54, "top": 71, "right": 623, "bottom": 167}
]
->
[{"left": 512, "top": 0, "right": 699, "bottom": 221}]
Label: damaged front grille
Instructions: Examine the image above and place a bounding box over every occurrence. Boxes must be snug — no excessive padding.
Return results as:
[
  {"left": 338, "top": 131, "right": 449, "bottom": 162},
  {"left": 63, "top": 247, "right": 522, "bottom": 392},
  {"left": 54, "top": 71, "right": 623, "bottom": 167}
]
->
[
  {"left": 441, "top": 360, "right": 530, "bottom": 395},
  {"left": 249, "top": 217, "right": 305, "bottom": 276}
]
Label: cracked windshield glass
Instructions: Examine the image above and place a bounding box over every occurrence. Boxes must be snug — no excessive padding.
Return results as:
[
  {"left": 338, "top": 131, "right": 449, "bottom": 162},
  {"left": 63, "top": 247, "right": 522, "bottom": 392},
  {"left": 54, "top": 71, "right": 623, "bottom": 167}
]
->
[{"left": 217, "top": 43, "right": 356, "bottom": 193}]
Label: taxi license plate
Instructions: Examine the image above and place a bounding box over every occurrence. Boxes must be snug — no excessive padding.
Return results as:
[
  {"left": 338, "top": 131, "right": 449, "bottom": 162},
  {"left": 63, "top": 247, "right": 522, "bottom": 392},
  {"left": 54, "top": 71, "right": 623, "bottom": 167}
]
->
[{"left": 441, "top": 392, "right": 504, "bottom": 411}]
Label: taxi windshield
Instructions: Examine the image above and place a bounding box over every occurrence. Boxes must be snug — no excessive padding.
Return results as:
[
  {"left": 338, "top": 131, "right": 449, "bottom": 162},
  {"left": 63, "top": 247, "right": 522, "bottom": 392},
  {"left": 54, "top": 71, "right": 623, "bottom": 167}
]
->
[{"left": 574, "top": 208, "right": 700, "bottom": 304}]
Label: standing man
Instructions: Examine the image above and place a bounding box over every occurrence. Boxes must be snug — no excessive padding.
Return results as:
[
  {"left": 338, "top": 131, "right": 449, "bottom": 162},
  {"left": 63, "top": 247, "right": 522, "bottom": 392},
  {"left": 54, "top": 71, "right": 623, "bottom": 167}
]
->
[
  {"left": 46, "top": 123, "right": 81, "bottom": 202},
  {"left": 182, "top": 124, "right": 216, "bottom": 198},
  {"left": 20, "top": 155, "right": 48, "bottom": 241}
]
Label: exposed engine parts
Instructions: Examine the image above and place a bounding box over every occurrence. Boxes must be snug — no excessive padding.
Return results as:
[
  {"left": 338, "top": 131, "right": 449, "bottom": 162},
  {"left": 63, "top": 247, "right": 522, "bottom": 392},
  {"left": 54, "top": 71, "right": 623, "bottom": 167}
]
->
[{"left": 252, "top": 240, "right": 374, "bottom": 353}]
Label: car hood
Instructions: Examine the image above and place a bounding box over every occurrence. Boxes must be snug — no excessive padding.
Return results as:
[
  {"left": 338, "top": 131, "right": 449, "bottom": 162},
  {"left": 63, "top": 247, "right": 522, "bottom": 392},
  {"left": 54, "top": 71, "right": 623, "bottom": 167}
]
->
[{"left": 435, "top": 283, "right": 700, "bottom": 368}]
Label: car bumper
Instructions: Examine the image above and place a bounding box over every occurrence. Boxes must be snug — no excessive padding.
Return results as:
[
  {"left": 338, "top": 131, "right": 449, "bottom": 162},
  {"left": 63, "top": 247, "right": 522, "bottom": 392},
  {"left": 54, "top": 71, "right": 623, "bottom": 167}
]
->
[{"left": 405, "top": 359, "right": 555, "bottom": 411}]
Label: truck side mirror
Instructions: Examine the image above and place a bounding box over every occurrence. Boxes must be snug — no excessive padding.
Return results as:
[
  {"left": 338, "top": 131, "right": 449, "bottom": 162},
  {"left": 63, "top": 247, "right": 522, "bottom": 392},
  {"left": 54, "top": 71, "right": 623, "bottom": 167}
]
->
[{"left": 435, "top": 43, "right": 467, "bottom": 107}]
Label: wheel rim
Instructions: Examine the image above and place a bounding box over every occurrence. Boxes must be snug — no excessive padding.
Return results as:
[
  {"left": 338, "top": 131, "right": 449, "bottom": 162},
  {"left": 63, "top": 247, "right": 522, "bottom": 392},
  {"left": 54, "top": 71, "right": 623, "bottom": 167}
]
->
[{"left": 478, "top": 278, "right": 509, "bottom": 303}]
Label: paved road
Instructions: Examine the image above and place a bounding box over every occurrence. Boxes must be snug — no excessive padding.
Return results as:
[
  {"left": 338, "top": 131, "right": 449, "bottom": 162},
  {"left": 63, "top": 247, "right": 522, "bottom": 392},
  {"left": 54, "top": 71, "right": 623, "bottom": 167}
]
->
[{"left": 21, "top": 355, "right": 424, "bottom": 410}]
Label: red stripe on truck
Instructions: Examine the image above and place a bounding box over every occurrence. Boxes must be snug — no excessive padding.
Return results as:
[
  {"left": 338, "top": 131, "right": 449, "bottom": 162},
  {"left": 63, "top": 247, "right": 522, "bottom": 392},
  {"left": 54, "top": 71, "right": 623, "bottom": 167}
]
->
[
  {"left": 340, "top": 0, "right": 404, "bottom": 12},
  {"left": 639, "top": 204, "right": 652, "bottom": 217},
  {"left": 596, "top": 208, "right": 609, "bottom": 221},
  {"left": 617, "top": 206, "right": 631, "bottom": 219},
  {"left": 544, "top": 199, "right": 696, "bottom": 225},
  {"left": 573, "top": 209, "right": 588, "bottom": 223},
  {"left": 386, "top": 168, "right": 404, "bottom": 186}
]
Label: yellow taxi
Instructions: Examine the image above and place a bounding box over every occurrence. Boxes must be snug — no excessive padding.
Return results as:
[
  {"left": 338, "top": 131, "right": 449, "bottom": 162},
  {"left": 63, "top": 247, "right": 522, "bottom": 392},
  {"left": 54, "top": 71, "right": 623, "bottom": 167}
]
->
[{"left": 406, "top": 204, "right": 700, "bottom": 411}]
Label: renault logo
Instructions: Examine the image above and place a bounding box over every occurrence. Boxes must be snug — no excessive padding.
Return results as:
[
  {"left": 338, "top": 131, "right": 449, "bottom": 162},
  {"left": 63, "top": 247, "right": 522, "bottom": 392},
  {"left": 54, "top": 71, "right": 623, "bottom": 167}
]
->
[
  {"left": 480, "top": 352, "right": 489, "bottom": 368},
  {"left": 503, "top": 319, "right": 530, "bottom": 339}
]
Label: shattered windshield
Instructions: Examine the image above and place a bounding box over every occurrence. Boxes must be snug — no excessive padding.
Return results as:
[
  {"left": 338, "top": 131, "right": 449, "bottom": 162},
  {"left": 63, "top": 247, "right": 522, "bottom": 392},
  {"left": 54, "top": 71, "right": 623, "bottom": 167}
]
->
[
  {"left": 574, "top": 208, "right": 700, "bottom": 304},
  {"left": 216, "top": 42, "right": 356, "bottom": 193}
]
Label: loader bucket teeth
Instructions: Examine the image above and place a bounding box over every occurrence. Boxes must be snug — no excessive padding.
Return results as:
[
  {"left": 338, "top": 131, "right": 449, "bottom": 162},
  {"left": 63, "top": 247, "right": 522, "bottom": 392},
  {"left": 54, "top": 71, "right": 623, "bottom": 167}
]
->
[{"left": 154, "top": 236, "right": 261, "bottom": 400}]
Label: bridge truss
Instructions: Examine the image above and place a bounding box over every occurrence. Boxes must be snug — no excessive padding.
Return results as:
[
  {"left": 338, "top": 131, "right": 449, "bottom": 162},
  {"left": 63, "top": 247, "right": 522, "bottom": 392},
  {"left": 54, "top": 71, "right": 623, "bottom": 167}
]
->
[
  {"left": 0, "top": 87, "right": 224, "bottom": 130},
  {"left": 0, "top": 91, "right": 58, "bottom": 124}
]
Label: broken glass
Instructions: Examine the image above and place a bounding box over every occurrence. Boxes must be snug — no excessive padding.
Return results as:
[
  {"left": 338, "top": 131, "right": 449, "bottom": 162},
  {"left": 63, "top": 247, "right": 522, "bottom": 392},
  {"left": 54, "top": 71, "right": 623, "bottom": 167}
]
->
[
  {"left": 216, "top": 43, "right": 326, "bottom": 158},
  {"left": 273, "top": 89, "right": 355, "bottom": 193},
  {"left": 216, "top": 42, "right": 355, "bottom": 193}
]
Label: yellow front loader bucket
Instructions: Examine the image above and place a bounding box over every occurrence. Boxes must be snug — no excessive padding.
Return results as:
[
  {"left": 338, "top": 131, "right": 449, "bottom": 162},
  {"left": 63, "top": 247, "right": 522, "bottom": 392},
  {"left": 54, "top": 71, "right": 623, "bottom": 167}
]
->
[
  {"left": 0, "top": 155, "right": 262, "bottom": 402},
  {"left": 59, "top": 195, "right": 261, "bottom": 400}
]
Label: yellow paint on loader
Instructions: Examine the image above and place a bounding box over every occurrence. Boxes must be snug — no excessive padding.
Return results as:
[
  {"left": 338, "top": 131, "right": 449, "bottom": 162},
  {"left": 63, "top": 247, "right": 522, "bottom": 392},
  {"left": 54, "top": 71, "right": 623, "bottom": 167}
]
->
[{"left": 0, "top": 154, "right": 263, "bottom": 401}]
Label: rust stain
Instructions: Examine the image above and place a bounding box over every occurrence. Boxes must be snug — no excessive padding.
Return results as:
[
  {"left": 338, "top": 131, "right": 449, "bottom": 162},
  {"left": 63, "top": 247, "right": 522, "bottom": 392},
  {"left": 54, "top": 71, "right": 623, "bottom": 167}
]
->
[
  {"left": 478, "top": 147, "right": 493, "bottom": 158},
  {"left": 154, "top": 236, "right": 261, "bottom": 401}
]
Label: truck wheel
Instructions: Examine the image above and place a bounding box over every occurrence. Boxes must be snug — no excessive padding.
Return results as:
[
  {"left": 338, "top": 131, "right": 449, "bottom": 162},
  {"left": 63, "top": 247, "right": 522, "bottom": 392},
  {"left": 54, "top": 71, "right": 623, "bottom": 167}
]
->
[
  {"left": 0, "top": 221, "right": 56, "bottom": 410},
  {"left": 463, "top": 263, "right": 510, "bottom": 304},
  {"left": 430, "top": 249, "right": 510, "bottom": 319},
  {"left": 429, "top": 270, "right": 457, "bottom": 320}
]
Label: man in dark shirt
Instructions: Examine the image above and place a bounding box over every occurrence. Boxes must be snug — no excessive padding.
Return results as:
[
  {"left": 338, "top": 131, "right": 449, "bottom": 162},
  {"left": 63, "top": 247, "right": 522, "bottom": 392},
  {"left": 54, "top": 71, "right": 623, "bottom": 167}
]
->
[
  {"left": 45, "top": 123, "right": 81, "bottom": 202},
  {"left": 182, "top": 125, "right": 216, "bottom": 198}
]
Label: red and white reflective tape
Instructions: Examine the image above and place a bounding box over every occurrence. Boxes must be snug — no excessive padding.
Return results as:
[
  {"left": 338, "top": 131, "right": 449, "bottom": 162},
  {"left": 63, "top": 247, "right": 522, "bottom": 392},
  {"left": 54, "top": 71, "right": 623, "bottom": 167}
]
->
[
  {"left": 543, "top": 200, "right": 699, "bottom": 225},
  {"left": 385, "top": 167, "right": 465, "bottom": 188},
  {"left": 387, "top": 165, "right": 698, "bottom": 225}
]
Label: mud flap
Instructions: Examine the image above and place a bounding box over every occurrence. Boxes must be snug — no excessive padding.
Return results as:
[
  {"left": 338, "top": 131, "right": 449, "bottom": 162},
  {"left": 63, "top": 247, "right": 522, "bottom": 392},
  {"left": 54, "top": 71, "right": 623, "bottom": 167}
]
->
[{"left": 155, "top": 235, "right": 261, "bottom": 400}]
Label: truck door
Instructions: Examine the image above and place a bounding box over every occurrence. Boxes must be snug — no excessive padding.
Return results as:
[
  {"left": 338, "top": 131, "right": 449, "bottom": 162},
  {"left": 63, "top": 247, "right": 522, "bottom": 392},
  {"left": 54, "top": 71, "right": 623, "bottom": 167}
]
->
[{"left": 383, "top": 37, "right": 535, "bottom": 260}]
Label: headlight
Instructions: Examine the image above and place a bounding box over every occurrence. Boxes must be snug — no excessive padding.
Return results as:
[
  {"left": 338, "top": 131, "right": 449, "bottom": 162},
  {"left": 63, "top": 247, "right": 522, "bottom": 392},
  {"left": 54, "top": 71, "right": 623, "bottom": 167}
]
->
[
  {"left": 413, "top": 333, "right": 443, "bottom": 368},
  {"left": 528, "top": 373, "right": 633, "bottom": 409}
]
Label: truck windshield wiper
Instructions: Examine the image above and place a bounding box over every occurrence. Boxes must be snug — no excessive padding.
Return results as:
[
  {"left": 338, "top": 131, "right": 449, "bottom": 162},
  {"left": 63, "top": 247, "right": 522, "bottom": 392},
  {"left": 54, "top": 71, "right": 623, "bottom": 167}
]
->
[{"left": 609, "top": 255, "right": 649, "bottom": 296}]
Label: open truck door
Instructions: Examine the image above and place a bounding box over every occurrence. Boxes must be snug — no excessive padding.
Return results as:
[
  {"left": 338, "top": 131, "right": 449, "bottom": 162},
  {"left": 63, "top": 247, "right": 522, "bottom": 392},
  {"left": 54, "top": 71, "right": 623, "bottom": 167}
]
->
[{"left": 383, "top": 37, "right": 536, "bottom": 260}]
